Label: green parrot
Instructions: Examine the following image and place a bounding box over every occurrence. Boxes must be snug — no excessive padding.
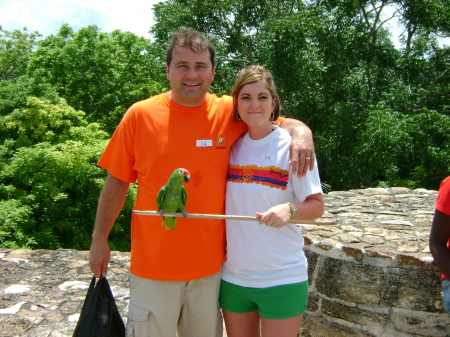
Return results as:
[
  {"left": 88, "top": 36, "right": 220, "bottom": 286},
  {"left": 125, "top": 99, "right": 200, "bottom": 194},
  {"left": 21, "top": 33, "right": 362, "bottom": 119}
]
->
[{"left": 157, "top": 168, "right": 190, "bottom": 230}]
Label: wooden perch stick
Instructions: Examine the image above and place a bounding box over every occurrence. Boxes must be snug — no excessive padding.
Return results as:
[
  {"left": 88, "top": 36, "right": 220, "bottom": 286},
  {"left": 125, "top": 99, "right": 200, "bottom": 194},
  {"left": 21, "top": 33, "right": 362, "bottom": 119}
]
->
[{"left": 133, "top": 210, "right": 337, "bottom": 225}]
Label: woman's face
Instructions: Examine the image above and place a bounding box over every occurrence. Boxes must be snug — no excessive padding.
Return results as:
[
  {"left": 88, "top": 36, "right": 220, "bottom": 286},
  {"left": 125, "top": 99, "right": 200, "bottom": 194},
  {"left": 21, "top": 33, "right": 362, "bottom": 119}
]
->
[{"left": 237, "top": 81, "right": 276, "bottom": 135}]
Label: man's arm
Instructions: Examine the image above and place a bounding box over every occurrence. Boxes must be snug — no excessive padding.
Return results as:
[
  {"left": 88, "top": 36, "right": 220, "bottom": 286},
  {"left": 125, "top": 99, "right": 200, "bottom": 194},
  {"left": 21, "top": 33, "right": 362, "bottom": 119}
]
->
[
  {"left": 280, "top": 118, "right": 315, "bottom": 177},
  {"left": 89, "top": 173, "right": 130, "bottom": 278},
  {"left": 429, "top": 210, "right": 450, "bottom": 279}
]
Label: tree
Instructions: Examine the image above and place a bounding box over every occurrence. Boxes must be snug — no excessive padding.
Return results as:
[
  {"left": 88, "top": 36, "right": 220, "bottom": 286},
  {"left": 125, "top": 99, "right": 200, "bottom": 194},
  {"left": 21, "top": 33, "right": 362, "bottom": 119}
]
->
[
  {"left": 0, "top": 98, "right": 135, "bottom": 250},
  {"left": 27, "top": 24, "right": 168, "bottom": 132},
  {"left": 0, "top": 75, "right": 60, "bottom": 116},
  {"left": 0, "top": 28, "right": 58, "bottom": 117},
  {"left": 397, "top": 0, "right": 450, "bottom": 50},
  {"left": 0, "top": 27, "right": 41, "bottom": 81},
  {"left": 1, "top": 0, "right": 449, "bottom": 249},
  {"left": 151, "top": 0, "right": 449, "bottom": 190}
]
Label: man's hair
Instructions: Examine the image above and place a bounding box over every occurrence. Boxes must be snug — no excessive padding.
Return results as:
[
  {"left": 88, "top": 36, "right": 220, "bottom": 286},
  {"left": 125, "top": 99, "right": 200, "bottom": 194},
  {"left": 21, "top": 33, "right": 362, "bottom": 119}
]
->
[
  {"left": 231, "top": 65, "right": 282, "bottom": 121},
  {"left": 166, "top": 27, "right": 216, "bottom": 67}
]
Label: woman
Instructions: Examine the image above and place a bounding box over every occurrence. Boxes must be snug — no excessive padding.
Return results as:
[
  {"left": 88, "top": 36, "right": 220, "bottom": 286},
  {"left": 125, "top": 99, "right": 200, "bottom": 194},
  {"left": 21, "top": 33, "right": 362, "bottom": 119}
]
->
[{"left": 220, "top": 65, "right": 324, "bottom": 337}]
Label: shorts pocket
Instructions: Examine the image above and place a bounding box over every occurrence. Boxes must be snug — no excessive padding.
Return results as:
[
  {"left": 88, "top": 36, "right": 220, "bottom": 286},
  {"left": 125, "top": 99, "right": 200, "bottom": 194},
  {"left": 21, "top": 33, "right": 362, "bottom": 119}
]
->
[{"left": 126, "top": 303, "right": 152, "bottom": 337}]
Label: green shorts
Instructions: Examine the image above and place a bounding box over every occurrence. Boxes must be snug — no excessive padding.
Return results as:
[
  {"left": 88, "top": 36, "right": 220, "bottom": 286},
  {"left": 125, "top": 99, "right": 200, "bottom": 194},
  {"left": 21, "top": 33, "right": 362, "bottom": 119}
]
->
[{"left": 219, "top": 280, "right": 308, "bottom": 319}]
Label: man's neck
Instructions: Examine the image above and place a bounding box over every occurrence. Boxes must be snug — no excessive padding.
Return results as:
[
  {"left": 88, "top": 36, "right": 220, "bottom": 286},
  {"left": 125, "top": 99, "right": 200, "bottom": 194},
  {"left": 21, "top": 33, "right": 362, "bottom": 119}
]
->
[{"left": 168, "top": 91, "right": 207, "bottom": 107}]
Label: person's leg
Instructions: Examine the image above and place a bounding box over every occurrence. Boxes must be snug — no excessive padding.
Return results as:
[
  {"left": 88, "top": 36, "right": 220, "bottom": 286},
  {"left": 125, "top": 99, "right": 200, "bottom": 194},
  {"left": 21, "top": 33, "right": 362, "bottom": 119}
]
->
[
  {"left": 223, "top": 309, "right": 261, "bottom": 337},
  {"left": 178, "top": 272, "right": 223, "bottom": 337},
  {"left": 219, "top": 280, "right": 261, "bottom": 337},
  {"left": 261, "top": 315, "right": 303, "bottom": 337},
  {"left": 126, "top": 273, "right": 184, "bottom": 337},
  {"left": 256, "top": 282, "right": 308, "bottom": 337}
]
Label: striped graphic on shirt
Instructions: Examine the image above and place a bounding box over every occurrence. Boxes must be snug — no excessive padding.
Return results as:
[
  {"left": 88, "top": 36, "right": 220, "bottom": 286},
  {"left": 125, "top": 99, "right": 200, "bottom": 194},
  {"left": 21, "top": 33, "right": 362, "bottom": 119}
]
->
[{"left": 227, "top": 165, "right": 288, "bottom": 190}]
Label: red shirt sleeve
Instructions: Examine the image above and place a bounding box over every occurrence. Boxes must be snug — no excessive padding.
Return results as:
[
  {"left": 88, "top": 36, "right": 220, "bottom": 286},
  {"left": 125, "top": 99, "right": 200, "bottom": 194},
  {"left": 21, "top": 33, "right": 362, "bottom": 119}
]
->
[{"left": 436, "top": 176, "right": 450, "bottom": 215}]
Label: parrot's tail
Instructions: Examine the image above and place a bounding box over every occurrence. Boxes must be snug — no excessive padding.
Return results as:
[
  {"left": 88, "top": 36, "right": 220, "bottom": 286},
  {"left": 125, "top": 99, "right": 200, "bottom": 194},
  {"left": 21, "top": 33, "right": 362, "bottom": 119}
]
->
[{"left": 162, "top": 216, "right": 176, "bottom": 230}]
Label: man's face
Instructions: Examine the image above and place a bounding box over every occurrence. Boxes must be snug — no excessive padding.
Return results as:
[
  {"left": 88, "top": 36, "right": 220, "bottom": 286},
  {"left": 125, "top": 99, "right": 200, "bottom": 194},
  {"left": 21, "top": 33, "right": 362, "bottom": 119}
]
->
[{"left": 166, "top": 45, "right": 215, "bottom": 107}]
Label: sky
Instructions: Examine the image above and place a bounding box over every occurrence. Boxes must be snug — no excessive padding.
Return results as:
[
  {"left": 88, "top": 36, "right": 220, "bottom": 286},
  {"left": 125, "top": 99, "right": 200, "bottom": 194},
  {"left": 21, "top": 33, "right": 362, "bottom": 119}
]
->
[{"left": 0, "top": 0, "right": 164, "bottom": 38}]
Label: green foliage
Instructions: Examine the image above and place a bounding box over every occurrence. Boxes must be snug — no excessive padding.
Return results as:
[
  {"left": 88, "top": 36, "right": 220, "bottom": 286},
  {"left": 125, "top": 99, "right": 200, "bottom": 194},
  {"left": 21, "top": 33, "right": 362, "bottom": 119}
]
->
[
  {"left": 0, "top": 27, "right": 41, "bottom": 81},
  {"left": 0, "top": 98, "right": 134, "bottom": 250},
  {"left": 151, "top": 0, "right": 449, "bottom": 191},
  {"left": 27, "top": 24, "right": 167, "bottom": 133},
  {"left": 0, "top": 75, "right": 61, "bottom": 116},
  {"left": 1, "top": 97, "right": 89, "bottom": 148},
  {"left": 406, "top": 109, "right": 450, "bottom": 187},
  {"left": 1, "top": 0, "right": 449, "bottom": 249},
  {"left": 0, "top": 28, "right": 59, "bottom": 116},
  {"left": 0, "top": 199, "right": 36, "bottom": 249},
  {"left": 1, "top": 142, "right": 103, "bottom": 249},
  {"left": 355, "top": 106, "right": 413, "bottom": 187},
  {"left": 348, "top": 106, "right": 450, "bottom": 189},
  {"left": 398, "top": 0, "right": 450, "bottom": 36}
]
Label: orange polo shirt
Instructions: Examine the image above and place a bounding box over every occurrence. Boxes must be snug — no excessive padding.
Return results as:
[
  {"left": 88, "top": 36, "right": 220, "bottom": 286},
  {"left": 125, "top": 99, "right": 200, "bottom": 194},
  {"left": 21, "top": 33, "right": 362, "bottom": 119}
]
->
[{"left": 98, "top": 92, "right": 247, "bottom": 281}]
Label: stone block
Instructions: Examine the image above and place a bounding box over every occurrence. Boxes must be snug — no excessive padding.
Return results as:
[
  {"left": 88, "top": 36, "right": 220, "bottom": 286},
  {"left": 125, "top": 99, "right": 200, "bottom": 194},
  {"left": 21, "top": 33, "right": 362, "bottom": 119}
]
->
[
  {"left": 0, "top": 316, "right": 31, "bottom": 337},
  {"left": 392, "top": 269, "right": 444, "bottom": 312},
  {"left": 321, "top": 298, "right": 389, "bottom": 327},
  {"left": 390, "top": 308, "right": 450, "bottom": 337},
  {"left": 307, "top": 292, "right": 320, "bottom": 312},
  {"left": 315, "top": 258, "right": 385, "bottom": 305},
  {"left": 305, "top": 250, "right": 319, "bottom": 282},
  {"left": 301, "top": 313, "right": 377, "bottom": 337},
  {"left": 341, "top": 245, "right": 364, "bottom": 261}
]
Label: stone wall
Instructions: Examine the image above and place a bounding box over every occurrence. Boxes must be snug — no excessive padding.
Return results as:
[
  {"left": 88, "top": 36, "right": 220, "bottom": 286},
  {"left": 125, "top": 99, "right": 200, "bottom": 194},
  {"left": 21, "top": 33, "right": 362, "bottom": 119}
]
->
[
  {"left": 0, "top": 187, "right": 448, "bottom": 336},
  {"left": 301, "top": 187, "right": 447, "bottom": 337}
]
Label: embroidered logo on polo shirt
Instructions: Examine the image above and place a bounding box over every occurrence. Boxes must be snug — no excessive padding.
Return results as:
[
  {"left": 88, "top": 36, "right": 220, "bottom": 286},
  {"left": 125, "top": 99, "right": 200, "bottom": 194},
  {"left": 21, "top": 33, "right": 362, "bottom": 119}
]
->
[{"left": 216, "top": 136, "right": 226, "bottom": 149}]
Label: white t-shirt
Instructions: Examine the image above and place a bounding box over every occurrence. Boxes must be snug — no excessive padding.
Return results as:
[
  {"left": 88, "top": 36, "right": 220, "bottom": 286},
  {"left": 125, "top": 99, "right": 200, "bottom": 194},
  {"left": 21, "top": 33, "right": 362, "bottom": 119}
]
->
[{"left": 222, "top": 127, "right": 322, "bottom": 288}]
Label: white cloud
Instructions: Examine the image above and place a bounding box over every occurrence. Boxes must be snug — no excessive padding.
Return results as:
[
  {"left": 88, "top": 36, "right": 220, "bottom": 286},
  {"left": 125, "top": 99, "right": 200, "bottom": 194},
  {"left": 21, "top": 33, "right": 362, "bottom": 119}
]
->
[{"left": 0, "top": 0, "right": 163, "bottom": 38}]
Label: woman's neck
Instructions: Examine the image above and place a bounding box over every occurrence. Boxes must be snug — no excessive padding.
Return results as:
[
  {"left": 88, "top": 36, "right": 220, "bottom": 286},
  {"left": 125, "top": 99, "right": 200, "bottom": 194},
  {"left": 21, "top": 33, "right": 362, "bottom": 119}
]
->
[{"left": 248, "top": 123, "right": 275, "bottom": 140}]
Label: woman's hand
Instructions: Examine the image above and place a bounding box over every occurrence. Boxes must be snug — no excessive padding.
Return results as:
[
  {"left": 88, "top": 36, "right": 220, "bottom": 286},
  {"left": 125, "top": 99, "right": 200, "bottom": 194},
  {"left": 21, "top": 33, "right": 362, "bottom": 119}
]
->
[{"left": 256, "top": 203, "right": 292, "bottom": 229}]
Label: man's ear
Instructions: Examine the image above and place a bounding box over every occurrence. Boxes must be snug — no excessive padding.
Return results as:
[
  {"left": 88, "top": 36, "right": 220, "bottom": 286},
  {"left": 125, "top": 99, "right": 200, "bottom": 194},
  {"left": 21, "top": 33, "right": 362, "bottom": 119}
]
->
[
  {"left": 211, "top": 67, "right": 216, "bottom": 83},
  {"left": 165, "top": 64, "right": 170, "bottom": 80}
]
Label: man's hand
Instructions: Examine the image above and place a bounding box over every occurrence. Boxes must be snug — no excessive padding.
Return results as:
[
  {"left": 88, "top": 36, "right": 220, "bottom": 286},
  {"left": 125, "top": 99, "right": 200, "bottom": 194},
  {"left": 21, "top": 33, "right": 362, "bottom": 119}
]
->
[
  {"left": 88, "top": 173, "right": 130, "bottom": 278},
  {"left": 289, "top": 125, "right": 315, "bottom": 177},
  {"left": 89, "top": 239, "right": 111, "bottom": 278}
]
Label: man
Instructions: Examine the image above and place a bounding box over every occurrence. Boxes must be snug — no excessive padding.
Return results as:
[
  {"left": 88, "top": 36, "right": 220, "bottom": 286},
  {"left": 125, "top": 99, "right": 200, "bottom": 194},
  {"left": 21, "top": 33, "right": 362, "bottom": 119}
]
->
[
  {"left": 89, "top": 27, "right": 315, "bottom": 337},
  {"left": 429, "top": 176, "right": 450, "bottom": 315}
]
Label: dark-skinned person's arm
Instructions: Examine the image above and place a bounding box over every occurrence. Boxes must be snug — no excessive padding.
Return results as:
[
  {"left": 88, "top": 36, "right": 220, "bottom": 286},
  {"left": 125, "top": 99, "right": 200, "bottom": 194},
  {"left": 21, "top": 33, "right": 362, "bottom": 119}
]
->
[
  {"left": 280, "top": 118, "right": 315, "bottom": 178},
  {"left": 429, "top": 209, "right": 450, "bottom": 279}
]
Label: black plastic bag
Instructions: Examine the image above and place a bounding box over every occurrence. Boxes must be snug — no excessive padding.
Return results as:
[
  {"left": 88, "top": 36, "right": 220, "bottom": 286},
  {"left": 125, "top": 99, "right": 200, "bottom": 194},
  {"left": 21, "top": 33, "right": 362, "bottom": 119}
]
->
[{"left": 73, "top": 276, "right": 126, "bottom": 337}]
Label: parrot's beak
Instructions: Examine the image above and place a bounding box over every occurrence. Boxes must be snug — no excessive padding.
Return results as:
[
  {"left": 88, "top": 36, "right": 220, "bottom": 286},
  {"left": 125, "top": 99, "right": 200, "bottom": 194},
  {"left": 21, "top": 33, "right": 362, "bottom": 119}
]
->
[{"left": 183, "top": 174, "right": 190, "bottom": 183}]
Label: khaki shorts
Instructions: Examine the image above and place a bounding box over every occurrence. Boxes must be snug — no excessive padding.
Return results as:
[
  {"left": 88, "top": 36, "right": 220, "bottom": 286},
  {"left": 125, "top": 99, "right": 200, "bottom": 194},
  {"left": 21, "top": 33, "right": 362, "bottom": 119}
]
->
[{"left": 126, "top": 272, "right": 222, "bottom": 337}]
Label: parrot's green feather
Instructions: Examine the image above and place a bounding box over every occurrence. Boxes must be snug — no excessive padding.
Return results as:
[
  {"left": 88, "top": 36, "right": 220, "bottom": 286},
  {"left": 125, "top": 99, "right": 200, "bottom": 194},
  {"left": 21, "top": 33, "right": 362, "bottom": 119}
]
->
[
  {"left": 157, "top": 168, "right": 189, "bottom": 230},
  {"left": 163, "top": 216, "right": 177, "bottom": 230}
]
